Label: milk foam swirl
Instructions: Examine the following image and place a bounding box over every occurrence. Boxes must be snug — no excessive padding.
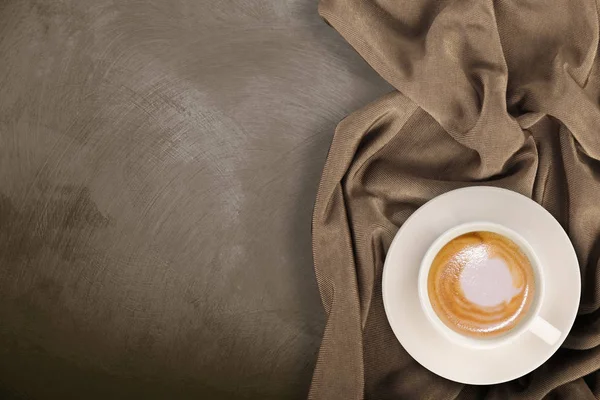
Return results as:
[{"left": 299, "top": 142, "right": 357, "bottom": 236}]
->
[{"left": 427, "top": 231, "right": 535, "bottom": 338}]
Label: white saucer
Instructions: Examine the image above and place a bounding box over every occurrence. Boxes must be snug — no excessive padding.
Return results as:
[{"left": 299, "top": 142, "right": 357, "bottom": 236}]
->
[{"left": 382, "top": 186, "right": 581, "bottom": 384}]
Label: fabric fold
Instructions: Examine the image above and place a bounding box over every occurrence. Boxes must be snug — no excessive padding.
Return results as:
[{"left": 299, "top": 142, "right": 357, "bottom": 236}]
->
[{"left": 310, "top": 0, "right": 600, "bottom": 399}]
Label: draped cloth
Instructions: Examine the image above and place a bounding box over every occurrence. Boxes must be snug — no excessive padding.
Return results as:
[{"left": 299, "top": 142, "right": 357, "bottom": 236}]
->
[{"left": 310, "top": 0, "right": 600, "bottom": 398}]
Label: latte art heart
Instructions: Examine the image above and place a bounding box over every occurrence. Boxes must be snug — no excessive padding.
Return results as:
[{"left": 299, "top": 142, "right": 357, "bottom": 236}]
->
[
  {"left": 459, "top": 258, "right": 522, "bottom": 307},
  {"left": 427, "top": 231, "right": 535, "bottom": 338}
]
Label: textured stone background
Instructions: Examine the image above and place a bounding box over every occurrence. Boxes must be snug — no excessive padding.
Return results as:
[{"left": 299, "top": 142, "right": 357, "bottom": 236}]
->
[{"left": 0, "top": 0, "right": 390, "bottom": 398}]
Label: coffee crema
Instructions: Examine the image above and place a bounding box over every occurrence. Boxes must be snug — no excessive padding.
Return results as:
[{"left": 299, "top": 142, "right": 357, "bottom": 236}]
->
[{"left": 427, "top": 231, "right": 535, "bottom": 338}]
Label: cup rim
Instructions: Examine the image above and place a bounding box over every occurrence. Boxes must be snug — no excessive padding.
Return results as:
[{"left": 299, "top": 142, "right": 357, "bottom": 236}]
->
[{"left": 418, "top": 221, "right": 544, "bottom": 349}]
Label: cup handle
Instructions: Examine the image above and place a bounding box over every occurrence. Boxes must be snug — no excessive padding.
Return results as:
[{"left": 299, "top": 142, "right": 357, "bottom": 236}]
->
[{"left": 529, "top": 316, "right": 561, "bottom": 345}]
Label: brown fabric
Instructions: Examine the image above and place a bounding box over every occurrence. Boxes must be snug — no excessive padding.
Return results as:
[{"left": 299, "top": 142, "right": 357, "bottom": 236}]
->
[{"left": 310, "top": 0, "right": 600, "bottom": 399}]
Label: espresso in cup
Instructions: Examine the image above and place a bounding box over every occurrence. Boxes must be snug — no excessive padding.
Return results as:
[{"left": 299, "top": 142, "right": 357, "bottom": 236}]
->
[{"left": 427, "top": 231, "right": 535, "bottom": 338}]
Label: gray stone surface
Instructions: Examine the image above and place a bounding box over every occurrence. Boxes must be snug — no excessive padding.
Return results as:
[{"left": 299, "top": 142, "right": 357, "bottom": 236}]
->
[{"left": 0, "top": 1, "right": 391, "bottom": 398}]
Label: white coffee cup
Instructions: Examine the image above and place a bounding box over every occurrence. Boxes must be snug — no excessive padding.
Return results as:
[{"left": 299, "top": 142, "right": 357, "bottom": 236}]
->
[{"left": 418, "top": 221, "right": 561, "bottom": 349}]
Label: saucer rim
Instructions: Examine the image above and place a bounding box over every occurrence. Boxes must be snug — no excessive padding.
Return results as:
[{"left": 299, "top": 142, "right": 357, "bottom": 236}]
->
[{"left": 382, "top": 186, "right": 581, "bottom": 385}]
